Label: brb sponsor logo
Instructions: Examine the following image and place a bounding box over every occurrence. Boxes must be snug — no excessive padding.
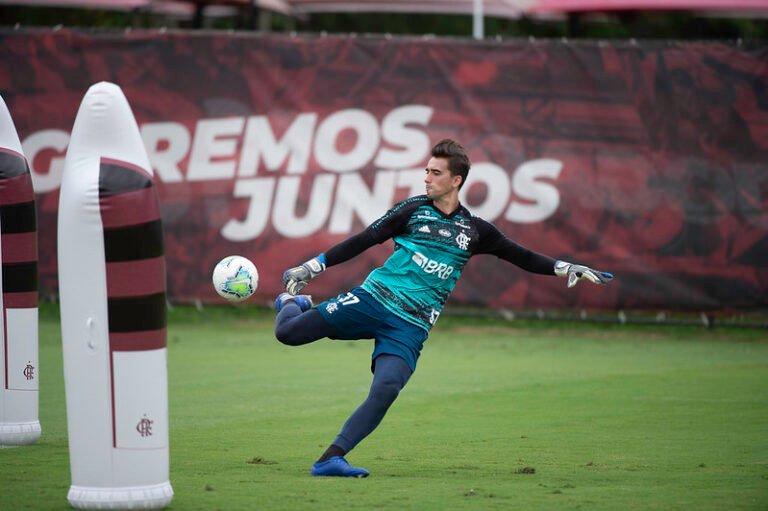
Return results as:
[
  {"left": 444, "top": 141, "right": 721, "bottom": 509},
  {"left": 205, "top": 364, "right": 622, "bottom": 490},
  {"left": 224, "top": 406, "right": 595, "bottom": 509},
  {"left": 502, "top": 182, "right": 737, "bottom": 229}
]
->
[
  {"left": 412, "top": 252, "right": 454, "bottom": 280},
  {"left": 22, "top": 104, "right": 563, "bottom": 241}
]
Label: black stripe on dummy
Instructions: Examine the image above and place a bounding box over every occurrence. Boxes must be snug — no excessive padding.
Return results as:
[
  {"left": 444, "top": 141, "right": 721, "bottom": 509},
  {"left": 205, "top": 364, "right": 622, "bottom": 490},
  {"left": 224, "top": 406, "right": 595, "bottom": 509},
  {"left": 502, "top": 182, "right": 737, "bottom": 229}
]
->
[
  {"left": 0, "top": 201, "right": 36, "bottom": 234},
  {"left": 99, "top": 161, "right": 152, "bottom": 196},
  {"left": 2, "top": 261, "right": 38, "bottom": 293},
  {"left": 0, "top": 152, "right": 29, "bottom": 179},
  {"left": 104, "top": 219, "right": 164, "bottom": 262},
  {"left": 108, "top": 292, "right": 167, "bottom": 332}
]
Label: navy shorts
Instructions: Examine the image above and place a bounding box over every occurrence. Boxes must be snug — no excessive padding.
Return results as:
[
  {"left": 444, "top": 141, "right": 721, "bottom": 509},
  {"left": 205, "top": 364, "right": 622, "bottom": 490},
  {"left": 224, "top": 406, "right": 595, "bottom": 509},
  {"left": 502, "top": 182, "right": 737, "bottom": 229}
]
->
[{"left": 316, "top": 287, "right": 428, "bottom": 372}]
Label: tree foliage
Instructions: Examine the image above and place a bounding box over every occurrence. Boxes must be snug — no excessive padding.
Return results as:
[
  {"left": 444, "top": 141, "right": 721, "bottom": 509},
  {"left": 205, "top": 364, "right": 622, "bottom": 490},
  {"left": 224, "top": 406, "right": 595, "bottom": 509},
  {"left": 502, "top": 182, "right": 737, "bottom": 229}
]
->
[{"left": 1, "top": 5, "right": 766, "bottom": 39}]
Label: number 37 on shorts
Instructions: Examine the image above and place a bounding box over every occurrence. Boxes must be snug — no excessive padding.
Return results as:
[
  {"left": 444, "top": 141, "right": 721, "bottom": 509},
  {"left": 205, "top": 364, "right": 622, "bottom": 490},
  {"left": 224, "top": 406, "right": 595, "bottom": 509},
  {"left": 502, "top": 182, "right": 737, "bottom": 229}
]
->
[{"left": 325, "top": 292, "right": 360, "bottom": 314}]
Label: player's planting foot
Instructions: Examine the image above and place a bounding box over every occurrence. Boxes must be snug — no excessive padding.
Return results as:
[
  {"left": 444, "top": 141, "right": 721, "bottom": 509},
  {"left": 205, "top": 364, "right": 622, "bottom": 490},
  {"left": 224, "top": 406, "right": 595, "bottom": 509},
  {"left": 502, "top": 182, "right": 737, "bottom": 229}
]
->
[
  {"left": 311, "top": 456, "right": 369, "bottom": 478},
  {"left": 275, "top": 292, "right": 313, "bottom": 312}
]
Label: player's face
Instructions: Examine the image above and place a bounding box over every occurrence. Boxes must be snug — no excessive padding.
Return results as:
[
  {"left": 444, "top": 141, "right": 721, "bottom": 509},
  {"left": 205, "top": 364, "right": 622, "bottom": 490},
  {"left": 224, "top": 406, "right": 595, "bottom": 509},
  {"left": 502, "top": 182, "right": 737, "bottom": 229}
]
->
[{"left": 425, "top": 157, "right": 461, "bottom": 200}]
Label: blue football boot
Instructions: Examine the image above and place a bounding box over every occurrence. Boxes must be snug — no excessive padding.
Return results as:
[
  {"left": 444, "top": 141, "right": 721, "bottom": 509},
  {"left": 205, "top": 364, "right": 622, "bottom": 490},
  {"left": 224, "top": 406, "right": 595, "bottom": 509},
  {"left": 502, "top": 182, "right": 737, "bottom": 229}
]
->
[
  {"left": 311, "top": 456, "right": 369, "bottom": 478},
  {"left": 275, "top": 292, "right": 313, "bottom": 312}
]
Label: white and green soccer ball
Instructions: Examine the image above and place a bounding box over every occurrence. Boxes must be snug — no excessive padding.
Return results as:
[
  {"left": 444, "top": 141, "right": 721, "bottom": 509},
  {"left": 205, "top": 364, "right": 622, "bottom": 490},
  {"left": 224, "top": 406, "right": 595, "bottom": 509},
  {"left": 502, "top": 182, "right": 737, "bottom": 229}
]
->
[{"left": 212, "top": 255, "right": 259, "bottom": 302}]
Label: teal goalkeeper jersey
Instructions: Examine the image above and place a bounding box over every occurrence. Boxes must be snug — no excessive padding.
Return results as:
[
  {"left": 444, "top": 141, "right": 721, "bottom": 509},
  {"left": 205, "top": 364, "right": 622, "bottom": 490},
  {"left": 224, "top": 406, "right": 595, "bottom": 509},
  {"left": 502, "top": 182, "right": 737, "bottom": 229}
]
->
[
  {"left": 323, "top": 195, "right": 557, "bottom": 332},
  {"left": 362, "top": 197, "right": 474, "bottom": 330}
]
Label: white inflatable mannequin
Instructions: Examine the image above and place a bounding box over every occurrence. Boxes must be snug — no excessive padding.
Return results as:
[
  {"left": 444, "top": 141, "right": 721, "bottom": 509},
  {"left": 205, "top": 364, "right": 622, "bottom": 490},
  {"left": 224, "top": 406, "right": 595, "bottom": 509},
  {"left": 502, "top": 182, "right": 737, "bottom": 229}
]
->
[
  {"left": 0, "top": 94, "right": 41, "bottom": 447},
  {"left": 58, "top": 82, "right": 173, "bottom": 509}
]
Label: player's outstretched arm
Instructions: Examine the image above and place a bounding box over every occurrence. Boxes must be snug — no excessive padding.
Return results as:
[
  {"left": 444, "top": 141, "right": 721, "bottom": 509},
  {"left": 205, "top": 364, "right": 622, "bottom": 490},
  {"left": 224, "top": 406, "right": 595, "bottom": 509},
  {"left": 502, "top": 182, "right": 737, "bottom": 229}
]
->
[
  {"left": 281, "top": 198, "right": 415, "bottom": 295},
  {"left": 554, "top": 260, "right": 614, "bottom": 288},
  {"left": 283, "top": 255, "right": 326, "bottom": 295}
]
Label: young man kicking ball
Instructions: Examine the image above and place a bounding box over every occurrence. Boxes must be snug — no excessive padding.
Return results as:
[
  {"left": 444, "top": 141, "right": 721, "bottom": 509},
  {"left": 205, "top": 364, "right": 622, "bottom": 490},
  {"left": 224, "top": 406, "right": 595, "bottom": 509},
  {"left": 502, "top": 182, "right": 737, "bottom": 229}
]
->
[{"left": 274, "top": 139, "right": 613, "bottom": 478}]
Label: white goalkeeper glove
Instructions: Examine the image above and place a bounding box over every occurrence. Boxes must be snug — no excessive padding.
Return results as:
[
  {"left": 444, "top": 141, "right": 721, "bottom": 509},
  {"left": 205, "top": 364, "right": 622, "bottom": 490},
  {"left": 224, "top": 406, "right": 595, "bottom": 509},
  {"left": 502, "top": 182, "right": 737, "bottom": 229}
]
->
[
  {"left": 554, "top": 260, "right": 614, "bottom": 288},
  {"left": 283, "top": 255, "right": 326, "bottom": 295}
]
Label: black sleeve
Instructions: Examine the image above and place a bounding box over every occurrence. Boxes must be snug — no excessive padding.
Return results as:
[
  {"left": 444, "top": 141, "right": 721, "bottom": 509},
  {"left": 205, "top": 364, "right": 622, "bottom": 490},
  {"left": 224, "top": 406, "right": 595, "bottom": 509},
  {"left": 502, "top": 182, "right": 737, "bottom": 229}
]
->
[
  {"left": 473, "top": 218, "right": 556, "bottom": 276},
  {"left": 324, "top": 199, "right": 416, "bottom": 267},
  {"left": 323, "top": 229, "right": 378, "bottom": 267}
]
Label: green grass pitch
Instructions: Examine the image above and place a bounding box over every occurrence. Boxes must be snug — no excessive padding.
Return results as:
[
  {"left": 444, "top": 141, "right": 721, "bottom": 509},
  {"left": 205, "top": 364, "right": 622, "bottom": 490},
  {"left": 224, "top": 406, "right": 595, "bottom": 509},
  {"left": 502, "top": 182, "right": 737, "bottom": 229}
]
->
[{"left": 3, "top": 305, "right": 767, "bottom": 510}]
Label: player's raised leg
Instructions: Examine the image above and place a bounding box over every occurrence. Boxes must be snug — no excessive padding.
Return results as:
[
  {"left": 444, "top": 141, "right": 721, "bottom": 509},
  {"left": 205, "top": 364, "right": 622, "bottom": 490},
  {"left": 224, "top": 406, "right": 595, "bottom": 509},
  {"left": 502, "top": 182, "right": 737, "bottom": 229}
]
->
[{"left": 274, "top": 293, "right": 334, "bottom": 346}]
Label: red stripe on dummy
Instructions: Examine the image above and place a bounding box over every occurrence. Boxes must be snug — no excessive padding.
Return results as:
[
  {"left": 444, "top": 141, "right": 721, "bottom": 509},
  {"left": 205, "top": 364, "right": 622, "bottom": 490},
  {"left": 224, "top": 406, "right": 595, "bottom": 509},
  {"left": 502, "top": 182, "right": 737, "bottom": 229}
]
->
[
  {"left": 106, "top": 257, "right": 166, "bottom": 298},
  {"left": 1, "top": 232, "right": 37, "bottom": 263},
  {"left": 0, "top": 173, "right": 34, "bottom": 204},
  {"left": 109, "top": 329, "right": 167, "bottom": 351},
  {"left": 99, "top": 186, "right": 161, "bottom": 229},
  {"left": 3, "top": 292, "right": 37, "bottom": 308}
]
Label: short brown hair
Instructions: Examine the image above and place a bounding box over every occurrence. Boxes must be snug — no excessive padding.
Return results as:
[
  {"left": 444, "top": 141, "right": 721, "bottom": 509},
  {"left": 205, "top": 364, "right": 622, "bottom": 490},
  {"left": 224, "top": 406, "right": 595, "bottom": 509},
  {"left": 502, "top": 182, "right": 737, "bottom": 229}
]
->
[{"left": 431, "top": 139, "right": 470, "bottom": 189}]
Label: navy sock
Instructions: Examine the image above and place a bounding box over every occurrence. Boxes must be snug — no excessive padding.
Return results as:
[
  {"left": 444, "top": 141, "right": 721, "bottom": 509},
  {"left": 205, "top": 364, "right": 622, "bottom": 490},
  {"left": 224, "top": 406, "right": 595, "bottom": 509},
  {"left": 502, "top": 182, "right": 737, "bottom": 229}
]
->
[{"left": 317, "top": 444, "right": 346, "bottom": 463}]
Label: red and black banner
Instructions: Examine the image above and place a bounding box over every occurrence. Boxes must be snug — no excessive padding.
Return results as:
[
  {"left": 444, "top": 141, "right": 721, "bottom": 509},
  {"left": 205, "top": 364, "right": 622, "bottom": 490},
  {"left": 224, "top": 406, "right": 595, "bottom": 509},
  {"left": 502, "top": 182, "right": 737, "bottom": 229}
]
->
[{"left": 1, "top": 29, "right": 766, "bottom": 311}]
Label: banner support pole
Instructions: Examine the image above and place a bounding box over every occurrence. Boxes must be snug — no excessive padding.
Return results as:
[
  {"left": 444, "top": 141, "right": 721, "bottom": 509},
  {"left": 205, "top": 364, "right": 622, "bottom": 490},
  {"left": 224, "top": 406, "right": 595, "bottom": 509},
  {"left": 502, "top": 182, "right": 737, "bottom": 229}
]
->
[{"left": 473, "top": 0, "right": 484, "bottom": 39}]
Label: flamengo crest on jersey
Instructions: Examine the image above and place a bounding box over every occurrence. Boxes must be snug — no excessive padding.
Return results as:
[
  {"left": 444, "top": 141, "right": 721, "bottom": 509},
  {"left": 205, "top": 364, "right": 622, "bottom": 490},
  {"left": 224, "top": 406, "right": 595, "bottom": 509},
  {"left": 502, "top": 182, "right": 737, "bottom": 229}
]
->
[{"left": 361, "top": 197, "right": 478, "bottom": 332}]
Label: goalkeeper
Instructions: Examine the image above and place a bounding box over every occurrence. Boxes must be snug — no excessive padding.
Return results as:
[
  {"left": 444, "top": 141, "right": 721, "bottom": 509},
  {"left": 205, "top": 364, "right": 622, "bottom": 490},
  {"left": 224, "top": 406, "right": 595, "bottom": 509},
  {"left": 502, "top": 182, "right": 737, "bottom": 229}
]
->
[{"left": 274, "top": 139, "right": 613, "bottom": 478}]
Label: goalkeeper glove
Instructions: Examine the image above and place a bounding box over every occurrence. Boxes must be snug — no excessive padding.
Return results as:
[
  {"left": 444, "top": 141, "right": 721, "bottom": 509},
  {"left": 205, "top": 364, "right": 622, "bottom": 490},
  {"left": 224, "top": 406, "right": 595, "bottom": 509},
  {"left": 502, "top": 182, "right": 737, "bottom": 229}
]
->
[
  {"left": 554, "top": 260, "right": 614, "bottom": 288},
  {"left": 283, "top": 255, "right": 326, "bottom": 295}
]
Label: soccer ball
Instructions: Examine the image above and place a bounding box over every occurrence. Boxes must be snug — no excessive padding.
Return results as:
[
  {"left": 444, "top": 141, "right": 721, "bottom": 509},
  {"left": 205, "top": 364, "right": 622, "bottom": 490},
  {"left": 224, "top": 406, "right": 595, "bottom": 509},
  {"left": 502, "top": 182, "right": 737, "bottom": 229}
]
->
[{"left": 212, "top": 255, "right": 258, "bottom": 302}]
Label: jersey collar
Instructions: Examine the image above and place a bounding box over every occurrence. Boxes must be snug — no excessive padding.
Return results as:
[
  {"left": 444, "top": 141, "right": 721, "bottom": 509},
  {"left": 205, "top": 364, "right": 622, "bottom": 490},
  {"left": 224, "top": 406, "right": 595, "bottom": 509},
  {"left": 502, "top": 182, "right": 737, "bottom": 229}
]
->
[{"left": 429, "top": 199, "right": 465, "bottom": 219}]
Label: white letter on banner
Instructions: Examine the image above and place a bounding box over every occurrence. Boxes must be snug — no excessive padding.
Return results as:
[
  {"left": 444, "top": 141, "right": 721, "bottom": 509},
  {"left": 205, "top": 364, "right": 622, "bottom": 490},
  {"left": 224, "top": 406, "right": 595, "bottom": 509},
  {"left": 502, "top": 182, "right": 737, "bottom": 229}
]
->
[
  {"left": 375, "top": 105, "right": 433, "bottom": 169},
  {"left": 459, "top": 162, "right": 510, "bottom": 221},
  {"left": 506, "top": 159, "right": 562, "bottom": 223},
  {"left": 238, "top": 113, "right": 317, "bottom": 177},
  {"left": 221, "top": 177, "right": 276, "bottom": 241},
  {"left": 329, "top": 170, "right": 397, "bottom": 234},
  {"left": 315, "top": 109, "right": 379, "bottom": 173},
  {"left": 396, "top": 168, "right": 425, "bottom": 197},
  {"left": 187, "top": 117, "right": 245, "bottom": 181},
  {"left": 273, "top": 175, "right": 336, "bottom": 238},
  {"left": 22, "top": 129, "right": 69, "bottom": 193},
  {"left": 140, "top": 122, "right": 188, "bottom": 183}
]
